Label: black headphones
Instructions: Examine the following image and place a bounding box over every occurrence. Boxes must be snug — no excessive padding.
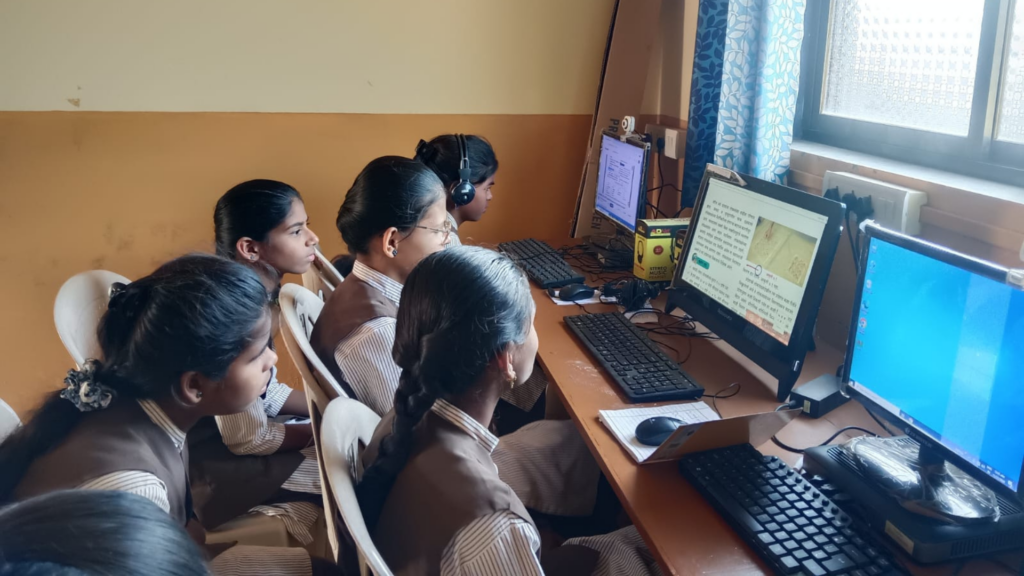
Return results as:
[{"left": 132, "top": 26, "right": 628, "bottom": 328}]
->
[
  {"left": 450, "top": 134, "right": 475, "bottom": 207},
  {"left": 414, "top": 134, "right": 475, "bottom": 207}
]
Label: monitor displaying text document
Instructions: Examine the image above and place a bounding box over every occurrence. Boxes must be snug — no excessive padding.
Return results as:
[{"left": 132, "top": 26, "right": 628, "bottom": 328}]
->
[
  {"left": 595, "top": 134, "right": 646, "bottom": 232},
  {"left": 681, "top": 178, "right": 828, "bottom": 345}
]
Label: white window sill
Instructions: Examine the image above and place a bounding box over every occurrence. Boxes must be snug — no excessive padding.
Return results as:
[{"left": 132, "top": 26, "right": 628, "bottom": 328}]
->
[{"left": 791, "top": 140, "right": 1024, "bottom": 206}]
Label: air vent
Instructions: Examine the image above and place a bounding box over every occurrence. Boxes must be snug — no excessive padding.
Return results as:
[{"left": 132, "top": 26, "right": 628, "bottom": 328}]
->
[{"left": 951, "top": 531, "right": 1022, "bottom": 557}]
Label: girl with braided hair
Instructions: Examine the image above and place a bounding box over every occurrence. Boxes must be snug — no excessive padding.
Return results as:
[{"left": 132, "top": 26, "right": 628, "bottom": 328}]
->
[{"left": 358, "top": 247, "right": 661, "bottom": 576}]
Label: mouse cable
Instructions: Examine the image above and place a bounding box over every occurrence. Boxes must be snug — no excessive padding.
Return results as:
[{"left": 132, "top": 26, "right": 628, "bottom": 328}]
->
[
  {"left": 771, "top": 425, "right": 878, "bottom": 455},
  {"left": 703, "top": 382, "right": 741, "bottom": 417}
]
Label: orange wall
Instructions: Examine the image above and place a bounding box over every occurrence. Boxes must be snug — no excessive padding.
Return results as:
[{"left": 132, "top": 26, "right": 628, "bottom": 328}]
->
[{"left": 0, "top": 111, "right": 592, "bottom": 415}]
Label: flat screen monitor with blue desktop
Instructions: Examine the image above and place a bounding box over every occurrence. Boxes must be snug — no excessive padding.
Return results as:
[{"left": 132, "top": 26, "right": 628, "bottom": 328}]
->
[
  {"left": 594, "top": 133, "right": 649, "bottom": 233},
  {"left": 843, "top": 223, "right": 1024, "bottom": 497}
]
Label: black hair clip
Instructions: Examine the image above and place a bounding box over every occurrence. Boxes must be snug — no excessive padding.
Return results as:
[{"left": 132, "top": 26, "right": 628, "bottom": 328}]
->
[
  {"left": 108, "top": 282, "right": 128, "bottom": 299},
  {"left": 414, "top": 139, "right": 435, "bottom": 162}
]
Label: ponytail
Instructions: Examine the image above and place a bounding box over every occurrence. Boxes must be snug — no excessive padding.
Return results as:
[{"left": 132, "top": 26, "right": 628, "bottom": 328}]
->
[{"left": 0, "top": 391, "right": 82, "bottom": 503}]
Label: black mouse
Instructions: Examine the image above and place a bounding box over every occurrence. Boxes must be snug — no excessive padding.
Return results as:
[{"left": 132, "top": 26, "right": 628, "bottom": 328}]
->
[
  {"left": 635, "top": 416, "right": 684, "bottom": 446},
  {"left": 556, "top": 284, "right": 595, "bottom": 302}
]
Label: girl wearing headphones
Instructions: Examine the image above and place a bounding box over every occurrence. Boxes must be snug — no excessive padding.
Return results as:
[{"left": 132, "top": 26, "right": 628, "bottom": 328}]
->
[
  {"left": 414, "top": 134, "right": 498, "bottom": 248},
  {"left": 358, "top": 247, "right": 660, "bottom": 576}
]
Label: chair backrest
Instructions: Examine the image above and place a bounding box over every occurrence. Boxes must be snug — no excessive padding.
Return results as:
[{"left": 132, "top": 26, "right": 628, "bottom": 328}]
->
[
  {"left": 278, "top": 283, "right": 346, "bottom": 400},
  {"left": 279, "top": 282, "right": 347, "bottom": 560},
  {"left": 301, "top": 247, "right": 345, "bottom": 300},
  {"left": 321, "top": 397, "right": 392, "bottom": 576},
  {"left": 0, "top": 398, "right": 21, "bottom": 442},
  {"left": 54, "top": 270, "right": 131, "bottom": 368}
]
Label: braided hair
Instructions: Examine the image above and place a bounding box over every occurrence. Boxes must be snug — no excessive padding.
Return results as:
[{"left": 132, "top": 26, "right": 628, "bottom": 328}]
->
[
  {"left": 356, "top": 246, "right": 533, "bottom": 526},
  {"left": 0, "top": 254, "right": 270, "bottom": 502}
]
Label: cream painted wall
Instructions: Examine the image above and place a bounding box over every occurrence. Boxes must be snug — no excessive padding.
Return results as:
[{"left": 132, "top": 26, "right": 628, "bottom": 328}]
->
[
  {"left": 642, "top": 0, "right": 698, "bottom": 120},
  {"left": 0, "top": 0, "right": 615, "bottom": 114}
]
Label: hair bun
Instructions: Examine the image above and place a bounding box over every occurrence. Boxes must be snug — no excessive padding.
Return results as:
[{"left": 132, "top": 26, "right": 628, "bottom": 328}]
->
[
  {"left": 61, "top": 360, "right": 116, "bottom": 412},
  {"left": 414, "top": 139, "right": 437, "bottom": 163}
]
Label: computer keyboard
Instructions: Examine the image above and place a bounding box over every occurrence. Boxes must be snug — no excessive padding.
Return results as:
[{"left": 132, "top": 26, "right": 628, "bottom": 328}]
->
[
  {"left": 679, "top": 444, "right": 907, "bottom": 576},
  {"left": 498, "top": 238, "right": 584, "bottom": 289},
  {"left": 564, "top": 312, "right": 704, "bottom": 403}
]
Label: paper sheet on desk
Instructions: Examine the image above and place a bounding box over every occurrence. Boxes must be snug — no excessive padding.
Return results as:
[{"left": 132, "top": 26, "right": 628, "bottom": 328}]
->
[
  {"left": 599, "top": 403, "right": 720, "bottom": 463},
  {"left": 548, "top": 289, "right": 603, "bottom": 306}
]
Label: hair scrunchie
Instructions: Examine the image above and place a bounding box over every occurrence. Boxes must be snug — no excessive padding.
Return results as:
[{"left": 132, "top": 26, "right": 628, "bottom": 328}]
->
[{"left": 60, "top": 360, "right": 116, "bottom": 412}]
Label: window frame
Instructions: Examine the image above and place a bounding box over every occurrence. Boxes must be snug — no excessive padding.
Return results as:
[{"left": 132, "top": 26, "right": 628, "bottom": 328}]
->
[{"left": 797, "top": 0, "right": 1024, "bottom": 188}]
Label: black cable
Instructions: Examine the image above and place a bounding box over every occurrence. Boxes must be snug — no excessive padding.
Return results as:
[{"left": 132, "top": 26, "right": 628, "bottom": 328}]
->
[
  {"left": 703, "top": 382, "right": 741, "bottom": 417},
  {"left": 846, "top": 211, "right": 860, "bottom": 274},
  {"left": 772, "top": 425, "right": 878, "bottom": 455},
  {"left": 646, "top": 202, "right": 669, "bottom": 218}
]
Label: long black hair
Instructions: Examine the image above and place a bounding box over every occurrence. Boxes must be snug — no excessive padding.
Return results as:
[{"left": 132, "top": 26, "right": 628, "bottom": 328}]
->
[
  {"left": 356, "top": 246, "right": 533, "bottom": 526},
  {"left": 414, "top": 134, "right": 498, "bottom": 190},
  {"left": 214, "top": 179, "right": 302, "bottom": 260},
  {"left": 0, "top": 490, "right": 208, "bottom": 575},
  {"left": 335, "top": 156, "right": 444, "bottom": 255},
  {"left": 0, "top": 254, "right": 270, "bottom": 502}
]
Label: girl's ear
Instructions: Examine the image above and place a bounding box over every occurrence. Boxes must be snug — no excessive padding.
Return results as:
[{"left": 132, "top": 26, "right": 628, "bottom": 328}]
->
[
  {"left": 380, "top": 227, "right": 401, "bottom": 258},
  {"left": 236, "top": 237, "right": 259, "bottom": 263},
  {"left": 495, "top": 346, "right": 516, "bottom": 384},
  {"left": 176, "top": 372, "right": 206, "bottom": 407}
]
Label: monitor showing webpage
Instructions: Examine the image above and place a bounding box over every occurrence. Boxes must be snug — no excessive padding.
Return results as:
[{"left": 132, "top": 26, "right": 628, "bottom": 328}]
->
[
  {"left": 595, "top": 134, "right": 646, "bottom": 232},
  {"left": 848, "top": 236, "right": 1024, "bottom": 492},
  {"left": 680, "top": 178, "right": 828, "bottom": 345}
]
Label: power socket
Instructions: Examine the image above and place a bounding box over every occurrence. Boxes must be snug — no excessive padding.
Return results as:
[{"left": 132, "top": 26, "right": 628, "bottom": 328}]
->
[
  {"left": 822, "top": 172, "right": 927, "bottom": 235},
  {"left": 645, "top": 124, "right": 685, "bottom": 160}
]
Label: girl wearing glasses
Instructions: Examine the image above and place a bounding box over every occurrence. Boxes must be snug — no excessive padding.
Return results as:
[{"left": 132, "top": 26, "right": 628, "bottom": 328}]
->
[
  {"left": 312, "top": 159, "right": 601, "bottom": 522},
  {"left": 311, "top": 156, "right": 450, "bottom": 415}
]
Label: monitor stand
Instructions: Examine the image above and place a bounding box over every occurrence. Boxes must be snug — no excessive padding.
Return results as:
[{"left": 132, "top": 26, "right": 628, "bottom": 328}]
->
[
  {"left": 588, "top": 230, "right": 635, "bottom": 270},
  {"left": 804, "top": 436, "right": 1024, "bottom": 564}
]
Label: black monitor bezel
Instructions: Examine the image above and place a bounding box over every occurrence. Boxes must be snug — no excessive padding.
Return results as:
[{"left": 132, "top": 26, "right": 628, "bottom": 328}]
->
[
  {"left": 593, "top": 131, "right": 650, "bottom": 235},
  {"left": 668, "top": 168, "right": 846, "bottom": 401},
  {"left": 840, "top": 222, "right": 1024, "bottom": 502}
]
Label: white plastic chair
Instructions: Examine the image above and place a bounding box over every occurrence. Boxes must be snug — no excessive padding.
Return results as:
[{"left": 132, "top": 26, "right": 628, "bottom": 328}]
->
[
  {"left": 321, "top": 397, "right": 391, "bottom": 576},
  {"left": 53, "top": 270, "right": 130, "bottom": 367},
  {"left": 0, "top": 398, "right": 21, "bottom": 442},
  {"left": 279, "top": 282, "right": 351, "bottom": 560},
  {"left": 279, "top": 283, "right": 347, "bottom": 400},
  {"left": 301, "top": 247, "right": 345, "bottom": 301}
]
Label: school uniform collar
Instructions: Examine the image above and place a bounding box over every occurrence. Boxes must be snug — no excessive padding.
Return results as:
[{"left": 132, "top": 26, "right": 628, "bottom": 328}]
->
[
  {"left": 431, "top": 399, "right": 499, "bottom": 454},
  {"left": 351, "top": 260, "right": 403, "bottom": 307},
  {"left": 137, "top": 399, "right": 187, "bottom": 452}
]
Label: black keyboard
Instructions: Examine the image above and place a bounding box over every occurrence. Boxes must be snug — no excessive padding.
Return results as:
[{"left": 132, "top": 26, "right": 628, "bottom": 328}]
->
[
  {"left": 679, "top": 444, "right": 907, "bottom": 576},
  {"left": 564, "top": 312, "right": 704, "bottom": 402},
  {"left": 498, "top": 238, "right": 584, "bottom": 289}
]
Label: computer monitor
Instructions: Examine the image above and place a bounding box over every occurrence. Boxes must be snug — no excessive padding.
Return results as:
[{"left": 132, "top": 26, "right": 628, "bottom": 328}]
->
[
  {"left": 668, "top": 167, "right": 846, "bottom": 401},
  {"left": 842, "top": 222, "right": 1024, "bottom": 499},
  {"left": 594, "top": 132, "right": 650, "bottom": 234}
]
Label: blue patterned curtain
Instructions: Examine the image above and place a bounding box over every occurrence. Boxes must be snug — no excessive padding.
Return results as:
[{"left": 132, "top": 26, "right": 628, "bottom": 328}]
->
[
  {"left": 681, "top": 0, "right": 729, "bottom": 208},
  {"left": 682, "top": 0, "right": 806, "bottom": 206}
]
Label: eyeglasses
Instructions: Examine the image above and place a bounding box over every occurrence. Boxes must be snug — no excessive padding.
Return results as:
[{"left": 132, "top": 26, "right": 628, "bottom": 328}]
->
[{"left": 414, "top": 219, "right": 452, "bottom": 243}]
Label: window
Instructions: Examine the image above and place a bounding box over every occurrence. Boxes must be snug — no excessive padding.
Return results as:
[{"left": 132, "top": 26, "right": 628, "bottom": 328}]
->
[{"left": 799, "top": 0, "right": 1024, "bottom": 187}]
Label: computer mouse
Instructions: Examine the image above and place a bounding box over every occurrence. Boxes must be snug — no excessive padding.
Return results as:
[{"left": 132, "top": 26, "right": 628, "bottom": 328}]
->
[
  {"left": 635, "top": 416, "right": 684, "bottom": 446},
  {"left": 557, "top": 284, "right": 595, "bottom": 302}
]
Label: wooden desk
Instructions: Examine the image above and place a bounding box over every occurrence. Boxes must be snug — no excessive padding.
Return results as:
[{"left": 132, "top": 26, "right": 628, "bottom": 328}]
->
[{"left": 530, "top": 284, "right": 1017, "bottom": 576}]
